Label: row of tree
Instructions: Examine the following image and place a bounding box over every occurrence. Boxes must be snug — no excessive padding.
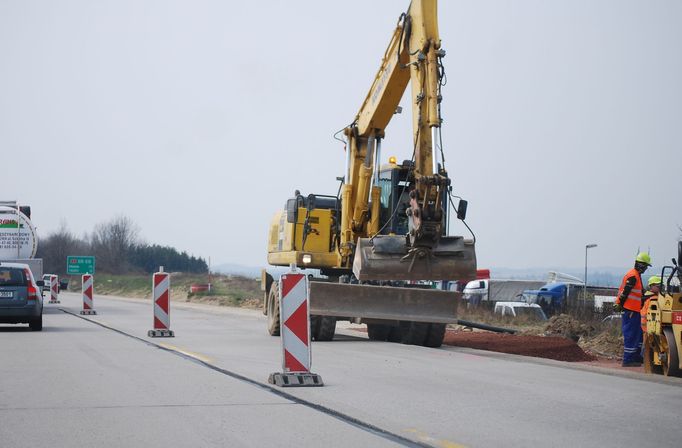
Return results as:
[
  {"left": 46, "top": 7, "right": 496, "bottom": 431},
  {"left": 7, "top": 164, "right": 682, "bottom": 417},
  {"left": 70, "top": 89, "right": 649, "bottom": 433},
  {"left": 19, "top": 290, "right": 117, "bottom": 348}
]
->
[{"left": 36, "top": 216, "right": 207, "bottom": 276}]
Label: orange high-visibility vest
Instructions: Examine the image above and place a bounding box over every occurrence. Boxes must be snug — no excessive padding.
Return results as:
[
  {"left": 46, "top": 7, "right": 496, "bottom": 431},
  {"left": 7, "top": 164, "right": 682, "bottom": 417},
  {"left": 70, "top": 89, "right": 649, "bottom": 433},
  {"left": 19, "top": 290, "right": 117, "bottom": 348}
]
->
[
  {"left": 640, "top": 293, "right": 657, "bottom": 331},
  {"left": 617, "top": 268, "right": 643, "bottom": 312}
]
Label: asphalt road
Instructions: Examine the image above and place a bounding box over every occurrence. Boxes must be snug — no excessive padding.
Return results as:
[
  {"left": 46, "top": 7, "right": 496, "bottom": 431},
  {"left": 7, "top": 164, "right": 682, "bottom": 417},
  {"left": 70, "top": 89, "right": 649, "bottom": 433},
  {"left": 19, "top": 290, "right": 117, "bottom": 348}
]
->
[{"left": 1, "top": 291, "right": 681, "bottom": 448}]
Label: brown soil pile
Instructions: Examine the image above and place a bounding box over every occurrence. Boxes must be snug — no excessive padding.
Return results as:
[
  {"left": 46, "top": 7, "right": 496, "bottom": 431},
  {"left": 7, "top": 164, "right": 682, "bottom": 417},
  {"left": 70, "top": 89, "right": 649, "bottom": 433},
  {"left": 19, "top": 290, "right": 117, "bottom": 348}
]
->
[
  {"left": 579, "top": 331, "right": 623, "bottom": 360},
  {"left": 442, "top": 330, "right": 595, "bottom": 362},
  {"left": 543, "top": 314, "right": 597, "bottom": 341}
]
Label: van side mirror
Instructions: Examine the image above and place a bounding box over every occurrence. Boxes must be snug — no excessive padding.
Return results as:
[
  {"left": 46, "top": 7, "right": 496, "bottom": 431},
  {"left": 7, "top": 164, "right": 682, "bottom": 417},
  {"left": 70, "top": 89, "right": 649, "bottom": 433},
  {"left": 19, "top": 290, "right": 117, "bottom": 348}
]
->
[
  {"left": 36, "top": 281, "right": 44, "bottom": 287},
  {"left": 457, "top": 199, "right": 468, "bottom": 220}
]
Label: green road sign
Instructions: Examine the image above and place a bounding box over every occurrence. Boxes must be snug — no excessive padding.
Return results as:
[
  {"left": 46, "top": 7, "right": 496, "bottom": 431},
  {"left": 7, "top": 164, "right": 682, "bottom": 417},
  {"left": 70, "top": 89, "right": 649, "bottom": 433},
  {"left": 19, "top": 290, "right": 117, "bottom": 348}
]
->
[{"left": 67, "top": 256, "right": 95, "bottom": 274}]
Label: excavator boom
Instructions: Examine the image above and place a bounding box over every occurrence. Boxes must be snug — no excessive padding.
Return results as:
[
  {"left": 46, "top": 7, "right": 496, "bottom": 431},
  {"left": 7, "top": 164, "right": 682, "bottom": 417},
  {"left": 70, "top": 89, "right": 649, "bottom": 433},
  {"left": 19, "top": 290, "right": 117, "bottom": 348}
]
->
[{"left": 343, "top": 0, "right": 476, "bottom": 282}]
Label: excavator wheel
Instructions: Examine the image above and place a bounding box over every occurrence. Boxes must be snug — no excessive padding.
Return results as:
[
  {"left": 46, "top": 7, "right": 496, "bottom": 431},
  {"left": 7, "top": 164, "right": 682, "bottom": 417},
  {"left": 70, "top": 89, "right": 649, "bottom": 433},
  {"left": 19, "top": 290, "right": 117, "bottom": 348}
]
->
[
  {"left": 387, "top": 326, "right": 402, "bottom": 343},
  {"left": 399, "top": 321, "right": 430, "bottom": 346},
  {"left": 424, "top": 323, "right": 447, "bottom": 348},
  {"left": 662, "top": 327, "right": 681, "bottom": 377},
  {"left": 367, "top": 323, "right": 391, "bottom": 341},
  {"left": 643, "top": 336, "right": 663, "bottom": 375},
  {"left": 266, "top": 282, "right": 280, "bottom": 336},
  {"left": 314, "top": 316, "right": 336, "bottom": 341},
  {"left": 310, "top": 316, "right": 321, "bottom": 339}
]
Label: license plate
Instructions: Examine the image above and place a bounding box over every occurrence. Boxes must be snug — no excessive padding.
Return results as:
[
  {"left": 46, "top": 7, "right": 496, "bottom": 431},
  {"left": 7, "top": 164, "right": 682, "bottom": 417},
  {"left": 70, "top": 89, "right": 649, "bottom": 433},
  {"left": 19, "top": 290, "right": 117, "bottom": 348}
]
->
[{"left": 0, "top": 291, "right": 13, "bottom": 298}]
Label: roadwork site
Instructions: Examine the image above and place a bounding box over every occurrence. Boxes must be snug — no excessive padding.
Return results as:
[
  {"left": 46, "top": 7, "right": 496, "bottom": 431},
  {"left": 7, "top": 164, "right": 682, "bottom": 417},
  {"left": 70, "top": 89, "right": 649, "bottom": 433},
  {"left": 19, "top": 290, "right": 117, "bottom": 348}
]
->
[{"left": 2, "top": 0, "right": 681, "bottom": 446}]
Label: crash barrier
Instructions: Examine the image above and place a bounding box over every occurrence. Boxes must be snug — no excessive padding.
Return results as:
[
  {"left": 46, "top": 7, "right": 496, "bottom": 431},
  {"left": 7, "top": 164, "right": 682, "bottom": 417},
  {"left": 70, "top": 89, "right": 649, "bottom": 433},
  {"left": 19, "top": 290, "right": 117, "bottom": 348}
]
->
[
  {"left": 80, "top": 274, "right": 97, "bottom": 315},
  {"left": 48, "top": 274, "right": 60, "bottom": 304},
  {"left": 268, "top": 269, "right": 323, "bottom": 387},
  {"left": 148, "top": 269, "right": 174, "bottom": 337}
]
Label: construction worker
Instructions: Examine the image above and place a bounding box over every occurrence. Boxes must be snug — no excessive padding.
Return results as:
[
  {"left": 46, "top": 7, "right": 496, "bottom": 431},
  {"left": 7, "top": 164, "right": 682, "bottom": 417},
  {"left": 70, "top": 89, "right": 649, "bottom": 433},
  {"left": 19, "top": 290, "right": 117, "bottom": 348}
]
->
[
  {"left": 614, "top": 252, "right": 651, "bottom": 367},
  {"left": 640, "top": 275, "right": 662, "bottom": 332}
]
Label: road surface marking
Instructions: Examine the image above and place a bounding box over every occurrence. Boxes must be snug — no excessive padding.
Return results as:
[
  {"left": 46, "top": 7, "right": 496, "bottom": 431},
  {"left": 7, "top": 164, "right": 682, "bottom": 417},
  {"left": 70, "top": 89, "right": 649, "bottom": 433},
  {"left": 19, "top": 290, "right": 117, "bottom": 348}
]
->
[
  {"left": 157, "top": 343, "right": 214, "bottom": 364},
  {"left": 406, "top": 428, "right": 467, "bottom": 448}
]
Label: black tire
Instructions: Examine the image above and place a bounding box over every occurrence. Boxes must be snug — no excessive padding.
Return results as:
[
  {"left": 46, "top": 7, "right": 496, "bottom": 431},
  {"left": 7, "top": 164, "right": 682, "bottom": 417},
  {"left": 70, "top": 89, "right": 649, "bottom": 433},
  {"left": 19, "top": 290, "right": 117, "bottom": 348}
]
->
[
  {"left": 262, "top": 272, "right": 274, "bottom": 315},
  {"left": 310, "top": 315, "right": 321, "bottom": 339},
  {"left": 29, "top": 315, "right": 43, "bottom": 332},
  {"left": 314, "top": 316, "right": 336, "bottom": 341},
  {"left": 399, "top": 321, "right": 429, "bottom": 346},
  {"left": 424, "top": 323, "right": 446, "bottom": 348},
  {"left": 387, "top": 325, "right": 402, "bottom": 343},
  {"left": 662, "top": 327, "right": 681, "bottom": 377},
  {"left": 367, "top": 323, "right": 391, "bottom": 341},
  {"left": 266, "top": 283, "right": 280, "bottom": 336}
]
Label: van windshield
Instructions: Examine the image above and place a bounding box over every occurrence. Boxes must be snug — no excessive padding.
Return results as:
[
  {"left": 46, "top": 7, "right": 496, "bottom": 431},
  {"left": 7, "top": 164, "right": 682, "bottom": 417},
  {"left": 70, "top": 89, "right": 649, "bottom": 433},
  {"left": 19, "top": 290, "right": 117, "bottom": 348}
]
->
[{"left": 0, "top": 268, "right": 27, "bottom": 287}]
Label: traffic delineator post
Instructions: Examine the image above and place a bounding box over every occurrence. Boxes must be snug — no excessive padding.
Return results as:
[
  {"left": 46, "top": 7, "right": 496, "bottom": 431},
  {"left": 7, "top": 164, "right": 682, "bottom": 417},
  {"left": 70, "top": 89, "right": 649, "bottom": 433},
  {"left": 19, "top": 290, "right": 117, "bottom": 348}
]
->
[
  {"left": 148, "top": 268, "right": 174, "bottom": 337},
  {"left": 47, "top": 274, "right": 60, "bottom": 304},
  {"left": 80, "top": 274, "right": 97, "bottom": 315},
  {"left": 268, "top": 267, "right": 323, "bottom": 387}
]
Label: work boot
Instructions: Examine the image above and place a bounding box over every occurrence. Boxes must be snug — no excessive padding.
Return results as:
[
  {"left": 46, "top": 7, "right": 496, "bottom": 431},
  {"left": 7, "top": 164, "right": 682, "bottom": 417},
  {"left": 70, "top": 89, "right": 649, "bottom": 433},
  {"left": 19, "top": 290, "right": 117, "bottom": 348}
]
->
[{"left": 622, "top": 361, "right": 642, "bottom": 367}]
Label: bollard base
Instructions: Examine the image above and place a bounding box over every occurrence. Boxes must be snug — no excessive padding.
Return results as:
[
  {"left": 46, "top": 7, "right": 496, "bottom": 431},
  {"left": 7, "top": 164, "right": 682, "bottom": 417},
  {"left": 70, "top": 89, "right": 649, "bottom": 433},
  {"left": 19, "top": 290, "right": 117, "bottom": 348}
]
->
[
  {"left": 268, "top": 372, "right": 324, "bottom": 387},
  {"left": 47, "top": 300, "right": 61, "bottom": 304},
  {"left": 80, "top": 310, "right": 97, "bottom": 315},
  {"left": 148, "top": 329, "right": 174, "bottom": 337}
]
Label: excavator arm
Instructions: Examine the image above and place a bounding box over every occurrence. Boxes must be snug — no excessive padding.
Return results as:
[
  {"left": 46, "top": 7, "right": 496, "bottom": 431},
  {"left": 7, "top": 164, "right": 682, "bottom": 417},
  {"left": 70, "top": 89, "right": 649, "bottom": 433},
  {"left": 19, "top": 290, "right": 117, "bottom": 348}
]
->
[{"left": 342, "top": 0, "right": 476, "bottom": 282}]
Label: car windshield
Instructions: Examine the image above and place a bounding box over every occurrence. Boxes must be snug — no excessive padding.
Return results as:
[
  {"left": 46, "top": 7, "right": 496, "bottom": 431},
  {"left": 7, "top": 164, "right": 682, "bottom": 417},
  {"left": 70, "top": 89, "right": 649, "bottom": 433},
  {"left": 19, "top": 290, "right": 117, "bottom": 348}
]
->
[{"left": 0, "top": 268, "right": 27, "bottom": 287}]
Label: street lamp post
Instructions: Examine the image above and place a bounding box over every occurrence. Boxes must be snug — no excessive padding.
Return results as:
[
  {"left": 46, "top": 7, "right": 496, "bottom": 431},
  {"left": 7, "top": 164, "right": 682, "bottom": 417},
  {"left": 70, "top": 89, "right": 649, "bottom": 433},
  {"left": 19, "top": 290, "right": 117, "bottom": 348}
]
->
[{"left": 584, "top": 243, "right": 598, "bottom": 300}]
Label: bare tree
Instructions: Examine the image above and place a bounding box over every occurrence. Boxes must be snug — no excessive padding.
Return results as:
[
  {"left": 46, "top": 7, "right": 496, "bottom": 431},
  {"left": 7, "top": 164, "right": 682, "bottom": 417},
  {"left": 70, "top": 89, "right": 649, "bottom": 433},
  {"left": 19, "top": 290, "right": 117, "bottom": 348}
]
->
[
  {"left": 90, "top": 216, "right": 140, "bottom": 274},
  {"left": 36, "top": 221, "right": 89, "bottom": 275}
]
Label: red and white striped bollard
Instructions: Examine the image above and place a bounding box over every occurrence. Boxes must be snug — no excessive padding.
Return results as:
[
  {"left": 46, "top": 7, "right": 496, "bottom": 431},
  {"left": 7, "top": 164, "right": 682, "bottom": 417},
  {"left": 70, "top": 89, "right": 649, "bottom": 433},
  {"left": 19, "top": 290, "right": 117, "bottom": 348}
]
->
[
  {"left": 148, "top": 268, "right": 174, "bottom": 337},
  {"left": 80, "top": 274, "right": 97, "bottom": 315},
  {"left": 268, "top": 267, "right": 323, "bottom": 387}
]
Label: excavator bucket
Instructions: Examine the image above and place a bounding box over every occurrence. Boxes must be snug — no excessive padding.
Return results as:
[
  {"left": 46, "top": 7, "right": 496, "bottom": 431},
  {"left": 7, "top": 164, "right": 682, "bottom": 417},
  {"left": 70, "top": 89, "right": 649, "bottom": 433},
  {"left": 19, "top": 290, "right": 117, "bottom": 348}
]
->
[
  {"left": 309, "top": 281, "right": 461, "bottom": 324},
  {"left": 352, "top": 235, "right": 476, "bottom": 281}
]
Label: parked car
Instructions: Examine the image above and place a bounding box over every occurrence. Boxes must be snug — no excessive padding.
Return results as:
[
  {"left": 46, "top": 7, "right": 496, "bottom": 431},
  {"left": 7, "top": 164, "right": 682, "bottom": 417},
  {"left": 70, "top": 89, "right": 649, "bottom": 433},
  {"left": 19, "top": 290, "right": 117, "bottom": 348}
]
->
[
  {"left": 0, "top": 262, "right": 44, "bottom": 331},
  {"left": 42, "top": 274, "right": 51, "bottom": 294},
  {"left": 40, "top": 274, "right": 68, "bottom": 295},
  {"left": 463, "top": 279, "right": 545, "bottom": 307},
  {"left": 494, "top": 301, "right": 547, "bottom": 321}
]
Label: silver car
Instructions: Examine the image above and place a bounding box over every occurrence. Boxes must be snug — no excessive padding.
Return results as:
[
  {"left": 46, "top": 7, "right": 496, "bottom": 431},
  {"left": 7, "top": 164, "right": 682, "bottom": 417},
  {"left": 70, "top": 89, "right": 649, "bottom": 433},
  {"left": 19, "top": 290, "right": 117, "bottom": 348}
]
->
[{"left": 0, "top": 262, "right": 43, "bottom": 331}]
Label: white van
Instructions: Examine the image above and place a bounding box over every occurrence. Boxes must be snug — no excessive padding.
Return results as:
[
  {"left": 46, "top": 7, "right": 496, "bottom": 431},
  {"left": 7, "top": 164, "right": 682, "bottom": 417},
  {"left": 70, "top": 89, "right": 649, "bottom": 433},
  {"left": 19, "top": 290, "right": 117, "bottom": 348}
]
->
[
  {"left": 494, "top": 302, "right": 547, "bottom": 321},
  {"left": 462, "top": 279, "right": 545, "bottom": 305}
]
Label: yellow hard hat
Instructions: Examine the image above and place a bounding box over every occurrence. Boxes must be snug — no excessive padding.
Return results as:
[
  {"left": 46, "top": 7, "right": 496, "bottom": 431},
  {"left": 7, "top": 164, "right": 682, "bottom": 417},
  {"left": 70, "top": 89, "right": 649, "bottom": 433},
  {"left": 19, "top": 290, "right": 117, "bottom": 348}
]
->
[
  {"left": 648, "top": 275, "right": 662, "bottom": 287},
  {"left": 636, "top": 252, "right": 652, "bottom": 266}
]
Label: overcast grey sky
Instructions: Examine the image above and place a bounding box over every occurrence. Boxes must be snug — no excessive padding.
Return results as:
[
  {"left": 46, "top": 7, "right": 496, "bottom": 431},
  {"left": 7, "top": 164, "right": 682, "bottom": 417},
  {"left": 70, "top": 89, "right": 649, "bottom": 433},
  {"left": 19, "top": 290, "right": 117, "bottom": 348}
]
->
[{"left": 2, "top": 0, "right": 680, "bottom": 273}]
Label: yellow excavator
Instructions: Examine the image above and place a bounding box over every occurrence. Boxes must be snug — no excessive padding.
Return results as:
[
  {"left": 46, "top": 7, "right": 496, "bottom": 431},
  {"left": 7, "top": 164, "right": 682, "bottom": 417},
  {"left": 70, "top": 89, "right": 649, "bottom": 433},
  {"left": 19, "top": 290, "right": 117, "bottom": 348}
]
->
[
  {"left": 261, "top": 0, "right": 476, "bottom": 347},
  {"left": 643, "top": 241, "right": 682, "bottom": 377}
]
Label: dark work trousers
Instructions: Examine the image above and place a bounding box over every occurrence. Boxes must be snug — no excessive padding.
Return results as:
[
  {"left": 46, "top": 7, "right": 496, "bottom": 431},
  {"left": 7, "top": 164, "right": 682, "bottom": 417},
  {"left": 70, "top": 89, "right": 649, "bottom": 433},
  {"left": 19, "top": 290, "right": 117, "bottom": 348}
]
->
[{"left": 622, "top": 310, "right": 643, "bottom": 363}]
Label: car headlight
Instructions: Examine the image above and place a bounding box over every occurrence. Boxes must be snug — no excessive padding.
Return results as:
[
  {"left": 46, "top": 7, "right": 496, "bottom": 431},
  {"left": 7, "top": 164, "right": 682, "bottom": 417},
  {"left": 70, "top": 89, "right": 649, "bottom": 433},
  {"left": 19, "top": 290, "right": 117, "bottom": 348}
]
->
[{"left": 302, "top": 254, "right": 312, "bottom": 265}]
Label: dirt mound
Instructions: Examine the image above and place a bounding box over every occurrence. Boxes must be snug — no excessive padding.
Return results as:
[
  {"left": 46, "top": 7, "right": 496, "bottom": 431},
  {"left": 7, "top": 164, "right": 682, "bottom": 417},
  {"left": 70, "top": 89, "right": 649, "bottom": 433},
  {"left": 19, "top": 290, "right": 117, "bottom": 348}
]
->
[
  {"left": 442, "top": 330, "right": 595, "bottom": 362},
  {"left": 579, "top": 331, "right": 623, "bottom": 359},
  {"left": 543, "top": 314, "right": 596, "bottom": 341}
]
